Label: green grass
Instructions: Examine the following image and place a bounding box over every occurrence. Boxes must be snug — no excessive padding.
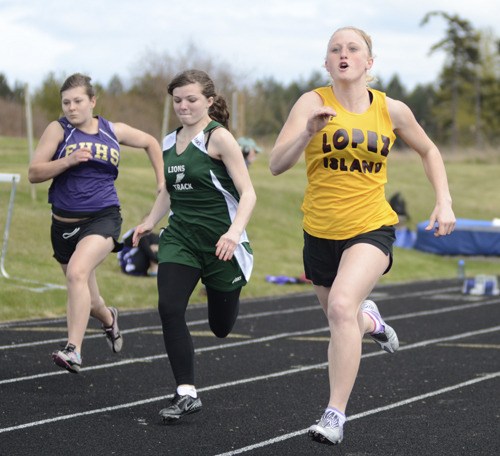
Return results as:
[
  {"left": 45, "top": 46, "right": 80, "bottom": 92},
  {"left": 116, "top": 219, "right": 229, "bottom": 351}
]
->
[{"left": 1, "top": 135, "right": 499, "bottom": 322}]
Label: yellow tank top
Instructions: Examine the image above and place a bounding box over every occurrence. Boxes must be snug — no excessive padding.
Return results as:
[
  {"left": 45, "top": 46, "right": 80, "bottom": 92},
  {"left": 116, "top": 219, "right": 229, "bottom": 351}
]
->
[{"left": 302, "top": 86, "right": 399, "bottom": 239}]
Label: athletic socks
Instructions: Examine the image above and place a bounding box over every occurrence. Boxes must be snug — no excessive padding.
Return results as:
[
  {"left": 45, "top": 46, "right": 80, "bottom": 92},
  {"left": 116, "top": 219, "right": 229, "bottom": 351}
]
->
[
  {"left": 326, "top": 407, "right": 346, "bottom": 426},
  {"left": 177, "top": 385, "right": 197, "bottom": 398},
  {"left": 363, "top": 307, "right": 385, "bottom": 334}
]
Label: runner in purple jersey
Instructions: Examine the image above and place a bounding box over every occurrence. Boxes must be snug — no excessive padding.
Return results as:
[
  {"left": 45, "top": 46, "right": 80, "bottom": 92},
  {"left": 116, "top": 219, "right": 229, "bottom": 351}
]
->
[
  {"left": 28, "top": 73, "right": 164, "bottom": 373},
  {"left": 48, "top": 115, "right": 122, "bottom": 214}
]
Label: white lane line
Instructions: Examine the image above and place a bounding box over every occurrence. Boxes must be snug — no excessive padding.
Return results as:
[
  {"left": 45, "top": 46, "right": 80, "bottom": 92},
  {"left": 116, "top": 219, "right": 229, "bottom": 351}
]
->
[
  {"left": 2, "top": 276, "right": 66, "bottom": 293},
  {"left": 0, "top": 327, "right": 328, "bottom": 385},
  {"left": 0, "top": 325, "right": 498, "bottom": 433},
  {"left": 212, "top": 371, "right": 500, "bottom": 456},
  {"left": 1, "top": 294, "right": 498, "bottom": 351},
  {"left": 387, "top": 298, "right": 500, "bottom": 321},
  {"left": 0, "top": 283, "right": 469, "bottom": 332},
  {"left": 0, "top": 285, "right": 445, "bottom": 328},
  {"left": 0, "top": 283, "right": 482, "bottom": 331},
  {"left": 1, "top": 301, "right": 499, "bottom": 385},
  {"left": 0, "top": 306, "right": 319, "bottom": 350}
]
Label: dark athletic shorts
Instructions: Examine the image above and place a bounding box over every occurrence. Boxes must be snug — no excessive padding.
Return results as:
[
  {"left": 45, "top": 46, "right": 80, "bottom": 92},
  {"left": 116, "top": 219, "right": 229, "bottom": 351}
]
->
[
  {"left": 51, "top": 206, "right": 123, "bottom": 264},
  {"left": 303, "top": 226, "right": 396, "bottom": 287},
  {"left": 158, "top": 226, "right": 253, "bottom": 292}
]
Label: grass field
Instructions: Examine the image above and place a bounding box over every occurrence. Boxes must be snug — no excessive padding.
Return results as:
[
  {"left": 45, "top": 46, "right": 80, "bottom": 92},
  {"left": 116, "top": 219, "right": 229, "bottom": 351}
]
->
[{"left": 1, "top": 135, "right": 499, "bottom": 322}]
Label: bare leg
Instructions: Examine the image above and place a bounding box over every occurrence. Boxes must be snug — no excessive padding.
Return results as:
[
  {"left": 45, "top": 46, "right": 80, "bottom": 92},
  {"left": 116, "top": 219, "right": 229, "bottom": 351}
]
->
[
  {"left": 62, "top": 235, "right": 114, "bottom": 353},
  {"left": 314, "top": 243, "right": 389, "bottom": 414},
  {"left": 88, "top": 269, "right": 113, "bottom": 326}
]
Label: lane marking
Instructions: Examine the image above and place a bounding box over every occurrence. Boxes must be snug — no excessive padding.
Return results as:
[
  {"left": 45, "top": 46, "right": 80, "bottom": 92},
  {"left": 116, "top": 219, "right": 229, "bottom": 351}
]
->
[
  {"left": 0, "top": 307, "right": 320, "bottom": 350},
  {"left": 0, "top": 327, "right": 330, "bottom": 385},
  {"left": 213, "top": 371, "right": 500, "bottom": 456},
  {"left": 1, "top": 295, "right": 499, "bottom": 351},
  {"left": 0, "top": 283, "right": 474, "bottom": 329},
  {"left": 0, "top": 325, "right": 498, "bottom": 433},
  {"left": 437, "top": 342, "right": 500, "bottom": 350},
  {"left": 291, "top": 336, "right": 330, "bottom": 342},
  {"left": 189, "top": 331, "right": 250, "bottom": 339},
  {"left": 6, "top": 327, "right": 98, "bottom": 333},
  {"left": 1, "top": 306, "right": 499, "bottom": 385},
  {"left": 1, "top": 276, "right": 65, "bottom": 293}
]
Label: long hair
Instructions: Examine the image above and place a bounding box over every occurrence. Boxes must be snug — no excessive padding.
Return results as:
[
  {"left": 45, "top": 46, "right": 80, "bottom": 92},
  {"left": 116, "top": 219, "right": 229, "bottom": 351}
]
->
[{"left": 167, "top": 69, "right": 230, "bottom": 128}]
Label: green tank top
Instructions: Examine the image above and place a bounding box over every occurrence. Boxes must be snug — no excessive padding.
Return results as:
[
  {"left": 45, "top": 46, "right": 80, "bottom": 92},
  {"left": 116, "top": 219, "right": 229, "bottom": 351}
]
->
[{"left": 162, "top": 121, "right": 244, "bottom": 244}]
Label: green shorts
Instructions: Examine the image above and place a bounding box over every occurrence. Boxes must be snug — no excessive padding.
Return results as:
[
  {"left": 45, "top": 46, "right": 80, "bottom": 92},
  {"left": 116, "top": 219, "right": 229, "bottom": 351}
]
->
[{"left": 158, "top": 226, "right": 253, "bottom": 292}]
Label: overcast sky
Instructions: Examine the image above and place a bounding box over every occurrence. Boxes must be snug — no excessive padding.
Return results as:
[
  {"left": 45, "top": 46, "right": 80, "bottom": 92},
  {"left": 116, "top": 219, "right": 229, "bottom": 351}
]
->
[{"left": 1, "top": 0, "right": 499, "bottom": 92}]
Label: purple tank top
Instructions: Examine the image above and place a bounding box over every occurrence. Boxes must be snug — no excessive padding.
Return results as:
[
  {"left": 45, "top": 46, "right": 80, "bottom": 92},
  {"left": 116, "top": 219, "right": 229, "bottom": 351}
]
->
[{"left": 48, "top": 116, "right": 121, "bottom": 216}]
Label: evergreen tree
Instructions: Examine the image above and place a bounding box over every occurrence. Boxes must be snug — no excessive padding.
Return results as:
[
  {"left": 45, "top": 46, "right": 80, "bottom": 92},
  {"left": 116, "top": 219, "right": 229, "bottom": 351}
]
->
[
  {"left": 0, "top": 73, "right": 13, "bottom": 100},
  {"left": 421, "top": 11, "right": 481, "bottom": 149},
  {"left": 33, "top": 72, "right": 65, "bottom": 121}
]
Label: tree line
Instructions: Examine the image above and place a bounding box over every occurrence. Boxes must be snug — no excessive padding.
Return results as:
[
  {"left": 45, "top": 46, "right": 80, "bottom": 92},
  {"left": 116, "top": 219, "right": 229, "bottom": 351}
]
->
[{"left": 1, "top": 12, "right": 499, "bottom": 150}]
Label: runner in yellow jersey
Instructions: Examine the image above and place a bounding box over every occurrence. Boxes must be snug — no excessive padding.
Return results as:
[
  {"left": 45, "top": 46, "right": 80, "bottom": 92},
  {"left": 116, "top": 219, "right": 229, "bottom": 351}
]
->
[{"left": 270, "top": 26, "right": 456, "bottom": 446}]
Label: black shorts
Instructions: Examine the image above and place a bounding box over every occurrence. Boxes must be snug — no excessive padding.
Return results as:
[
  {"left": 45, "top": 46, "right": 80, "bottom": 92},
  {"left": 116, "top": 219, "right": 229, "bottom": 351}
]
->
[
  {"left": 303, "top": 226, "right": 396, "bottom": 287},
  {"left": 51, "top": 206, "right": 123, "bottom": 264}
]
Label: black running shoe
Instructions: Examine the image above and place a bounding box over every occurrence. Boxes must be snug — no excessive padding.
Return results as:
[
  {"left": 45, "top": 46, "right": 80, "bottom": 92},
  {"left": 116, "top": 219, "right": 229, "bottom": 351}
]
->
[
  {"left": 102, "top": 307, "right": 123, "bottom": 353},
  {"left": 159, "top": 393, "right": 202, "bottom": 423}
]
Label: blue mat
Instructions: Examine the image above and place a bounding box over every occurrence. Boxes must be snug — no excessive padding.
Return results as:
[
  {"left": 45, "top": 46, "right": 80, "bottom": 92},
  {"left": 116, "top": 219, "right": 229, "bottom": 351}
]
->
[{"left": 414, "top": 218, "right": 500, "bottom": 256}]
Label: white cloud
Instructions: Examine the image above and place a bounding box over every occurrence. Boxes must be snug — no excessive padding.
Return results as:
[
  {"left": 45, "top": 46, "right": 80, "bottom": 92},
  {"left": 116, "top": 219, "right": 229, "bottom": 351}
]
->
[
  {"left": 0, "top": 7, "right": 73, "bottom": 86},
  {"left": 0, "top": 0, "right": 498, "bottom": 91}
]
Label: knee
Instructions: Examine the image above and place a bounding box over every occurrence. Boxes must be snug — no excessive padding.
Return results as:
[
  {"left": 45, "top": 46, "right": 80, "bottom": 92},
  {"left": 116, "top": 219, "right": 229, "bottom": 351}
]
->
[
  {"left": 206, "top": 289, "right": 240, "bottom": 338},
  {"left": 157, "top": 300, "right": 172, "bottom": 322},
  {"left": 157, "top": 298, "right": 184, "bottom": 325},
  {"left": 65, "top": 266, "right": 88, "bottom": 287},
  {"left": 210, "top": 324, "right": 231, "bottom": 339},
  {"left": 208, "top": 311, "right": 236, "bottom": 338},
  {"left": 326, "top": 296, "right": 357, "bottom": 326},
  {"left": 207, "top": 305, "right": 238, "bottom": 338}
]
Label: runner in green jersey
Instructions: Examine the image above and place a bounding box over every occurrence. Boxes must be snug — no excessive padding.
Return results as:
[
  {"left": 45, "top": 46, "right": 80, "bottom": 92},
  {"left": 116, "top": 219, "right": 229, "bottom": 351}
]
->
[
  {"left": 133, "top": 70, "right": 256, "bottom": 423},
  {"left": 159, "top": 119, "right": 253, "bottom": 290}
]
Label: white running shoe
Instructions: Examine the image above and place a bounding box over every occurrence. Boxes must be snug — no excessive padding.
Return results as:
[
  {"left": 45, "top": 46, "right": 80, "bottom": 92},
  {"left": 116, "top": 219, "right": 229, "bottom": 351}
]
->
[
  {"left": 308, "top": 409, "right": 344, "bottom": 445},
  {"left": 361, "top": 300, "right": 399, "bottom": 353}
]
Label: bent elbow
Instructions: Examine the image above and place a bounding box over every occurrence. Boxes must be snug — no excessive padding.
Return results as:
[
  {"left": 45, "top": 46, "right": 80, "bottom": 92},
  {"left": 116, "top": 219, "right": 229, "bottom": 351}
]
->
[
  {"left": 27, "top": 169, "right": 37, "bottom": 184},
  {"left": 28, "top": 168, "right": 44, "bottom": 184},
  {"left": 251, "top": 191, "right": 257, "bottom": 207},
  {"left": 269, "top": 153, "right": 288, "bottom": 176},
  {"left": 269, "top": 164, "right": 283, "bottom": 176}
]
